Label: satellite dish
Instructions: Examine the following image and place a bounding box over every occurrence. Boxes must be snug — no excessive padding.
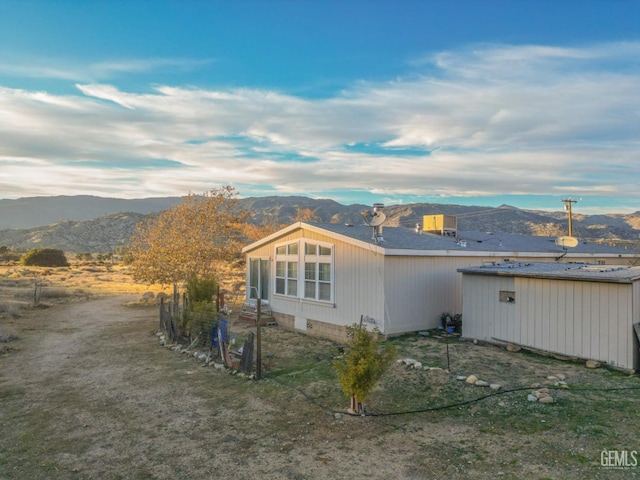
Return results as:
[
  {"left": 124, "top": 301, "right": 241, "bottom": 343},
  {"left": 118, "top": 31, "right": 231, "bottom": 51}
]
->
[
  {"left": 555, "top": 236, "right": 579, "bottom": 248},
  {"left": 366, "top": 211, "right": 386, "bottom": 227}
]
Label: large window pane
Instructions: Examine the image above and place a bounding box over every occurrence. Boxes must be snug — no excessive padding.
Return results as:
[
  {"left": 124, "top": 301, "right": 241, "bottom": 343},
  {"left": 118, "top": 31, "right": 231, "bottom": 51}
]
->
[
  {"left": 319, "top": 283, "right": 331, "bottom": 301},
  {"left": 305, "top": 262, "right": 315, "bottom": 280},
  {"left": 287, "top": 279, "right": 297, "bottom": 296},
  {"left": 259, "top": 259, "right": 269, "bottom": 300},
  {"left": 287, "top": 261, "right": 297, "bottom": 278},
  {"left": 305, "top": 281, "right": 315, "bottom": 298},
  {"left": 276, "top": 261, "right": 285, "bottom": 277},
  {"left": 276, "top": 278, "right": 285, "bottom": 295},
  {"left": 288, "top": 243, "right": 298, "bottom": 255},
  {"left": 249, "top": 258, "right": 260, "bottom": 298},
  {"left": 318, "top": 263, "right": 331, "bottom": 281}
]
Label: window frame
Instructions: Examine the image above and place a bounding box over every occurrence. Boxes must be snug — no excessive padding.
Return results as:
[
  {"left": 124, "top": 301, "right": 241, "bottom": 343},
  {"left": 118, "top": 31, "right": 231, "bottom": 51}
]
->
[{"left": 274, "top": 239, "right": 334, "bottom": 303}]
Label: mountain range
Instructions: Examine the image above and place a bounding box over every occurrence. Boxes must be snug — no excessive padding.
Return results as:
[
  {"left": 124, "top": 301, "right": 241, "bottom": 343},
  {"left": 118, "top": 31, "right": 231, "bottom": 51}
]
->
[{"left": 0, "top": 195, "right": 639, "bottom": 253}]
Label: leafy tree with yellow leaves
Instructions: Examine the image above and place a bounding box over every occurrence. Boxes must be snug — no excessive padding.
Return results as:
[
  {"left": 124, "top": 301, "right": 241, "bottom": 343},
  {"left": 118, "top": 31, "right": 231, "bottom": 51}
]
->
[{"left": 128, "top": 186, "right": 249, "bottom": 286}]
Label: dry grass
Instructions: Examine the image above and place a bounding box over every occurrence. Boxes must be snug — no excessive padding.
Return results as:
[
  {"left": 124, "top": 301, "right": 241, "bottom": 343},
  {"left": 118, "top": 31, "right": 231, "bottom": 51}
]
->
[{"left": 0, "top": 261, "right": 171, "bottom": 320}]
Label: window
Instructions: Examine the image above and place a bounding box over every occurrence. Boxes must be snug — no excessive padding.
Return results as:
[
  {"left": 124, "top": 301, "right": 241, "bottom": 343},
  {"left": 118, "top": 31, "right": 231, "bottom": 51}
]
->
[
  {"left": 274, "top": 242, "right": 298, "bottom": 297},
  {"left": 303, "top": 242, "right": 333, "bottom": 302},
  {"left": 500, "top": 291, "right": 516, "bottom": 303},
  {"left": 274, "top": 240, "right": 333, "bottom": 302}
]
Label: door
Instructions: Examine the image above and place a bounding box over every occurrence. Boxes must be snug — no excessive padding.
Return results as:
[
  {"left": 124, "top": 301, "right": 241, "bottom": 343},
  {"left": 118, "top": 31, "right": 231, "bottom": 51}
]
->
[{"left": 249, "top": 258, "right": 270, "bottom": 301}]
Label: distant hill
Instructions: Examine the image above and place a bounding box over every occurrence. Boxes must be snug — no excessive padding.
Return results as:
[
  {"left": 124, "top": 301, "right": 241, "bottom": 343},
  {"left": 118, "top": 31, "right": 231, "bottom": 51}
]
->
[
  {"left": 0, "top": 195, "right": 639, "bottom": 253},
  {"left": 0, "top": 212, "right": 147, "bottom": 253},
  {"left": 0, "top": 195, "right": 181, "bottom": 229}
]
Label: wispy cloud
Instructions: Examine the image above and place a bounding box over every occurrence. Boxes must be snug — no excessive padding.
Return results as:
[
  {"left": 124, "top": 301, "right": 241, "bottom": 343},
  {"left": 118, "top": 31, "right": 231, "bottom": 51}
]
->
[
  {"left": 1, "top": 42, "right": 639, "bottom": 211},
  {"left": 0, "top": 56, "right": 213, "bottom": 82}
]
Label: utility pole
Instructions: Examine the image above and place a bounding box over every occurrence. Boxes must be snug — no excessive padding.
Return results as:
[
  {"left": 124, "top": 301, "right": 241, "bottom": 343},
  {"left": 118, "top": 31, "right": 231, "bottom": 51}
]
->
[{"left": 561, "top": 198, "right": 578, "bottom": 237}]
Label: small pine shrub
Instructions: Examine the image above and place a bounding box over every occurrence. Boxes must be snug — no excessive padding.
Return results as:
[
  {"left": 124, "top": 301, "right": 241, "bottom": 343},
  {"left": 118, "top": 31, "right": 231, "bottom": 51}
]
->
[
  {"left": 185, "top": 276, "right": 218, "bottom": 304},
  {"left": 20, "top": 248, "right": 69, "bottom": 267}
]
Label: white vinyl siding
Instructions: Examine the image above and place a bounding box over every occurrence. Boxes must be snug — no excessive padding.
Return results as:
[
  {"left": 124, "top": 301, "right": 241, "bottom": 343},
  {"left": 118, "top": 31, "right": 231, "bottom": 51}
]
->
[{"left": 461, "top": 273, "right": 638, "bottom": 371}]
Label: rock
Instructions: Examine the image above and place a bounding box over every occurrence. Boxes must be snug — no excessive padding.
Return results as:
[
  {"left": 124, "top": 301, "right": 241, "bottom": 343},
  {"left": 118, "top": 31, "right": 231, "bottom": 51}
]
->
[
  {"left": 546, "top": 375, "right": 558, "bottom": 381},
  {"left": 530, "top": 383, "right": 541, "bottom": 389},
  {"left": 527, "top": 394, "right": 538, "bottom": 402},
  {"left": 456, "top": 376, "right": 467, "bottom": 381},
  {"left": 539, "top": 396, "right": 555, "bottom": 404},
  {"left": 141, "top": 291, "right": 155, "bottom": 301},
  {"left": 586, "top": 360, "right": 601, "bottom": 369},
  {"left": 418, "top": 331, "right": 430, "bottom": 337},
  {"left": 213, "top": 363, "right": 225, "bottom": 370},
  {"left": 506, "top": 344, "right": 521, "bottom": 352},
  {"left": 490, "top": 383, "right": 502, "bottom": 391},
  {"left": 475, "top": 380, "right": 489, "bottom": 387},
  {"left": 473, "top": 339, "right": 478, "bottom": 344},
  {"left": 414, "top": 362, "right": 423, "bottom": 369},
  {"left": 466, "top": 375, "right": 478, "bottom": 384},
  {"left": 334, "top": 413, "right": 342, "bottom": 420},
  {"left": 538, "top": 387, "right": 549, "bottom": 394},
  {"left": 403, "top": 358, "right": 418, "bottom": 366},
  {"left": 429, "top": 367, "right": 444, "bottom": 372},
  {"left": 557, "top": 374, "right": 566, "bottom": 380}
]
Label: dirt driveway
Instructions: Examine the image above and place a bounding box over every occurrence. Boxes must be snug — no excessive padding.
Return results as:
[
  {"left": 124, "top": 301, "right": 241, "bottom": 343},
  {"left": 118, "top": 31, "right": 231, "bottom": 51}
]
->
[
  {"left": 1, "top": 297, "right": 414, "bottom": 480},
  {"left": 1, "top": 296, "right": 636, "bottom": 480}
]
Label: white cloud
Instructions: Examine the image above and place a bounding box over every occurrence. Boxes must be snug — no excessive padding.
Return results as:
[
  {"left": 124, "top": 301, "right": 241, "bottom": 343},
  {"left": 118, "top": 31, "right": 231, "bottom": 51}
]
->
[{"left": 1, "top": 42, "right": 639, "bottom": 211}]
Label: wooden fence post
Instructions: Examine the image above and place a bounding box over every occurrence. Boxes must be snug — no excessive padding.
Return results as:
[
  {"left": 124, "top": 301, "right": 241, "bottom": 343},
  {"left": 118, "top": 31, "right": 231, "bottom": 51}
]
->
[{"left": 256, "top": 298, "right": 262, "bottom": 380}]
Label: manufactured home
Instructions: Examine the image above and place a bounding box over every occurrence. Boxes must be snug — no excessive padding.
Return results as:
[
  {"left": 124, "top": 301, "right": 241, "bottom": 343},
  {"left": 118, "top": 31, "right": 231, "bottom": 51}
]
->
[
  {"left": 242, "top": 210, "right": 638, "bottom": 341},
  {"left": 458, "top": 262, "right": 640, "bottom": 372}
]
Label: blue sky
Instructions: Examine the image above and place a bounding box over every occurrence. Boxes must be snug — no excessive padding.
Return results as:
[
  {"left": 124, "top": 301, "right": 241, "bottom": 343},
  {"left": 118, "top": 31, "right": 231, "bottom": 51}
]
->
[{"left": 1, "top": 1, "right": 639, "bottom": 214}]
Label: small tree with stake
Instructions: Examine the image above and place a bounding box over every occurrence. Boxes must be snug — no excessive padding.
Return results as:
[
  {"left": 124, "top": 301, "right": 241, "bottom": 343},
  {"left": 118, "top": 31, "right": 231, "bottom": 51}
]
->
[{"left": 333, "top": 320, "right": 397, "bottom": 415}]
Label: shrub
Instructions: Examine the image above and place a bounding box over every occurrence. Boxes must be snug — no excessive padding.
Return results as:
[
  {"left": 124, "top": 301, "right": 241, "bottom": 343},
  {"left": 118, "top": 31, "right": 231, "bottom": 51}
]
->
[
  {"left": 20, "top": 248, "right": 69, "bottom": 267},
  {"left": 333, "top": 323, "right": 397, "bottom": 414},
  {"left": 0, "top": 246, "right": 21, "bottom": 263},
  {"left": 185, "top": 275, "right": 218, "bottom": 304}
]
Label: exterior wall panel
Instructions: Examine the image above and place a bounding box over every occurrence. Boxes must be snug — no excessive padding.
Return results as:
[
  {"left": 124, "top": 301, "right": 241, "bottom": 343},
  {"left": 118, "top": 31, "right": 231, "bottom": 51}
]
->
[{"left": 463, "top": 273, "right": 637, "bottom": 370}]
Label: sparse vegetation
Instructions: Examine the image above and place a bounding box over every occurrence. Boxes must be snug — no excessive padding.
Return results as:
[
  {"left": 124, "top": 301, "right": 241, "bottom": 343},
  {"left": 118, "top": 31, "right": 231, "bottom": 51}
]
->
[{"left": 20, "top": 248, "right": 69, "bottom": 267}]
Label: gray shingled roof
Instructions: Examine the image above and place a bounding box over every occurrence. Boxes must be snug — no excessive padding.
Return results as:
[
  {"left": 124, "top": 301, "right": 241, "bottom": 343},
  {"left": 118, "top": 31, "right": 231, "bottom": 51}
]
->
[
  {"left": 458, "top": 261, "right": 640, "bottom": 283},
  {"left": 310, "top": 222, "right": 632, "bottom": 255}
]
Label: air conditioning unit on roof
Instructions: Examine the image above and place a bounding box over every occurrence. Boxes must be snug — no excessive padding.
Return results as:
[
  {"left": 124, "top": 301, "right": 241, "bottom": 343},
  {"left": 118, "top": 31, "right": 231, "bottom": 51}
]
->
[{"left": 423, "top": 214, "right": 457, "bottom": 236}]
